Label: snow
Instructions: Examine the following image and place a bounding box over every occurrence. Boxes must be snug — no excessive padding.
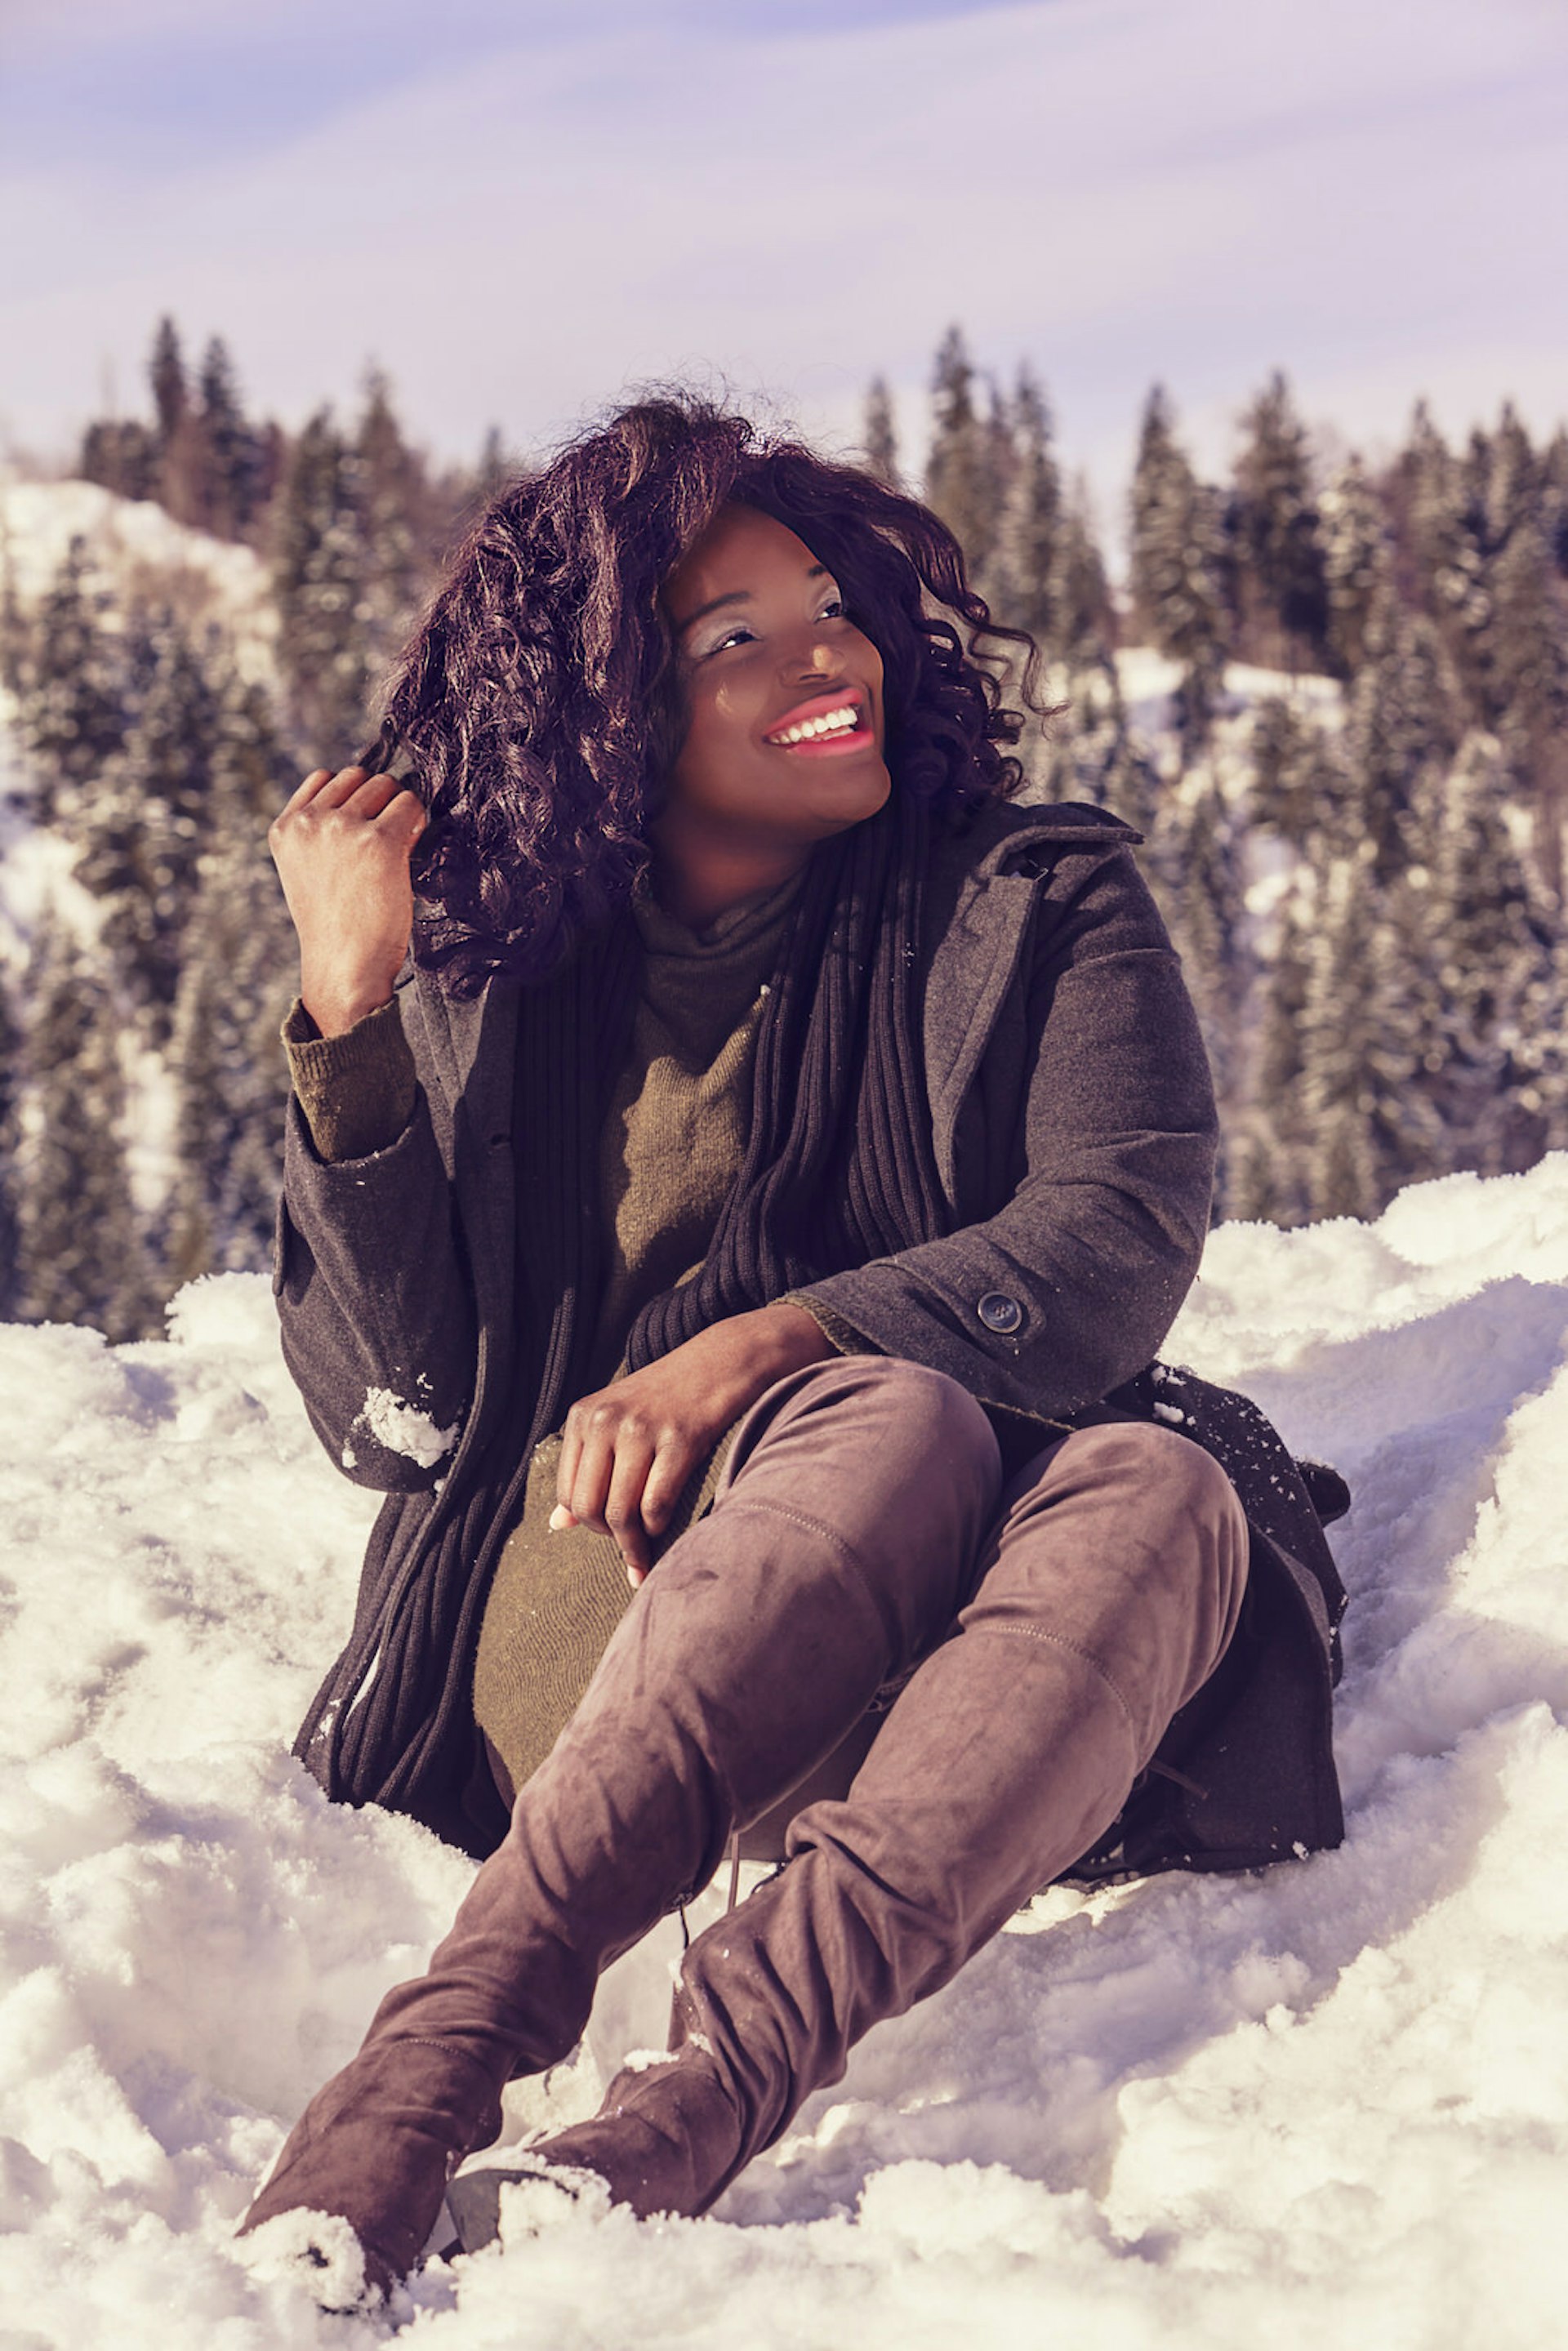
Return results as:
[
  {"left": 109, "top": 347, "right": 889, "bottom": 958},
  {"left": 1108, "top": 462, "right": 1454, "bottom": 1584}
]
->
[
  {"left": 3, "top": 1159, "right": 1568, "bottom": 2346},
  {"left": 0, "top": 480, "right": 278, "bottom": 683},
  {"left": 356, "top": 1387, "right": 460, "bottom": 1470}
]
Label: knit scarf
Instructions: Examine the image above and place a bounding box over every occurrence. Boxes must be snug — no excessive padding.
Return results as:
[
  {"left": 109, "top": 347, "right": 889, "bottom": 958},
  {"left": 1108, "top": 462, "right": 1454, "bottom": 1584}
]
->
[{"left": 329, "top": 790, "right": 951, "bottom": 1830}]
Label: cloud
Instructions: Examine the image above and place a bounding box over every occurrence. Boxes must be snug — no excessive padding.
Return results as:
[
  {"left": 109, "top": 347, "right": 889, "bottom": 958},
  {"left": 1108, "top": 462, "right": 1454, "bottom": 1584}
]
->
[{"left": 2, "top": 0, "right": 1565, "bottom": 523}]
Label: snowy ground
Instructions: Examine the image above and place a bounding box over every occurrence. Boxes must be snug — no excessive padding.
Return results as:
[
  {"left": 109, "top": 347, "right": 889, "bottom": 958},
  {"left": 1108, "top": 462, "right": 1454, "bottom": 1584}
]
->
[{"left": 3, "top": 1161, "right": 1568, "bottom": 2348}]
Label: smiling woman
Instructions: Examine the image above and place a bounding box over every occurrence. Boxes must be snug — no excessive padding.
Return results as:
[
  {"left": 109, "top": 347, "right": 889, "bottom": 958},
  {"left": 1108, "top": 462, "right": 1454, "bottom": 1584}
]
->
[
  {"left": 655, "top": 507, "right": 892, "bottom": 924},
  {"left": 239, "top": 393, "right": 1346, "bottom": 2305}
]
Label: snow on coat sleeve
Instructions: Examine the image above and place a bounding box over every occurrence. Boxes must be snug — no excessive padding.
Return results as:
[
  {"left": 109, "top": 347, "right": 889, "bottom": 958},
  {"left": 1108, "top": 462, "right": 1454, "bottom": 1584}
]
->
[
  {"left": 799, "top": 844, "right": 1218, "bottom": 1420},
  {"left": 272, "top": 990, "right": 478, "bottom": 1493}
]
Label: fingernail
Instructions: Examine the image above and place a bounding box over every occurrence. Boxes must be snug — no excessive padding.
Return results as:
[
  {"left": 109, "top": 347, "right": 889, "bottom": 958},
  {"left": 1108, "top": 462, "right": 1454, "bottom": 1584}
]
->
[
  {"left": 626, "top": 1563, "right": 643, "bottom": 1590},
  {"left": 548, "top": 1504, "right": 574, "bottom": 1533}
]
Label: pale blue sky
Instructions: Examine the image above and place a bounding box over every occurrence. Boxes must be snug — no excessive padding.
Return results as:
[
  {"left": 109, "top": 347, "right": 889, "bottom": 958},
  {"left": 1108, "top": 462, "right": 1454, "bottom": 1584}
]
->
[{"left": 2, "top": 0, "right": 1566, "bottom": 541}]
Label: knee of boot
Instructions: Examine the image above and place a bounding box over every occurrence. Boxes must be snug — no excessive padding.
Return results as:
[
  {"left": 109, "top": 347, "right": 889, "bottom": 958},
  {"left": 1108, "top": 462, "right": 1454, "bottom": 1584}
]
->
[{"left": 1058, "top": 1419, "right": 1250, "bottom": 1613}]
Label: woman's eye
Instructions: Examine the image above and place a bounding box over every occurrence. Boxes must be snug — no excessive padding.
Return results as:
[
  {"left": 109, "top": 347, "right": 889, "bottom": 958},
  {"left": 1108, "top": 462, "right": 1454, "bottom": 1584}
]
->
[
  {"left": 817, "top": 597, "right": 847, "bottom": 621},
  {"left": 707, "top": 625, "right": 755, "bottom": 655}
]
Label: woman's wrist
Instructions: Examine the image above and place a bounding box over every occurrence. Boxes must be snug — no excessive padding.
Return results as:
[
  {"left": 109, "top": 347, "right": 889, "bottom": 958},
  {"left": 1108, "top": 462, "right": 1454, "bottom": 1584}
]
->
[{"left": 750, "top": 1300, "right": 837, "bottom": 1377}]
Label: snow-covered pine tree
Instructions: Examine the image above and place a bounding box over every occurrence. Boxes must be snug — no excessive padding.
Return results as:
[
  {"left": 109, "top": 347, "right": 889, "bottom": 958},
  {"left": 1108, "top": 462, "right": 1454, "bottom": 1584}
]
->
[
  {"left": 0, "top": 977, "right": 19, "bottom": 1320},
  {"left": 989, "top": 365, "right": 1059, "bottom": 647},
  {"left": 1127, "top": 385, "right": 1227, "bottom": 752},
  {"left": 1234, "top": 889, "right": 1314, "bottom": 1226},
  {"left": 1541, "top": 425, "right": 1568, "bottom": 577},
  {"left": 1410, "top": 732, "right": 1561, "bottom": 1175},
  {"left": 924, "top": 327, "right": 1004, "bottom": 586},
  {"left": 1147, "top": 777, "right": 1251, "bottom": 1200},
  {"left": 78, "top": 416, "right": 158, "bottom": 503},
  {"left": 1342, "top": 592, "right": 1457, "bottom": 876},
  {"left": 1033, "top": 657, "right": 1160, "bottom": 830},
  {"left": 1046, "top": 478, "right": 1116, "bottom": 675},
  {"left": 149, "top": 315, "right": 188, "bottom": 451},
  {"left": 1248, "top": 697, "right": 1350, "bottom": 852},
  {"left": 354, "top": 369, "right": 427, "bottom": 697},
  {"left": 11, "top": 538, "right": 136, "bottom": 830},
  {"left": 1485, "top": 511, "right": 1568, "bottom": 900},
  {"left": 1232, "top": 371, "right": 1330, "bottom": 674},
  {"left": 11, "top": 917, "right": 159, "bottom": 1342},
  {"left": 165, "top": 677, "right": 296, "bottom": 1285},
  {"left": 75, "top": 616, "right": 219, "bottom": 1041},
  {"left": 196, "top": 336, "right": 270, "bottom": 540},
  {"left": 1319, "top": 452, "right": 1392, "bottom": 681},
  {"left": 270, "top": 407, "right": 372, "bottom": 761},
  {"left": 862, "top": 377, "right": 900, "bottom": 487},
  {"left": 1294, "top": 849, "right": 1434, "bottom": 1221}
]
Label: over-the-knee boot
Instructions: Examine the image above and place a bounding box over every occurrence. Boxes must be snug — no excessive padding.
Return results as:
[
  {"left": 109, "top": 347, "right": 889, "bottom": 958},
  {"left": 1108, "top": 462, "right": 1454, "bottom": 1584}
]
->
[
  {"left": 519, "top": 1422, "right": 1248, "bottom": 2222},
  {"left": 239, "top": 1358, "right": 1001, "bottom": 2285}
]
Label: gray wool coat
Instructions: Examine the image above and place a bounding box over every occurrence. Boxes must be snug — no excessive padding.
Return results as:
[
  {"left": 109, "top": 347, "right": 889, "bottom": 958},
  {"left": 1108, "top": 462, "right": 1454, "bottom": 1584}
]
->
[{"left": 274, "top": 799, "right": 1347, "bottom": 1866}]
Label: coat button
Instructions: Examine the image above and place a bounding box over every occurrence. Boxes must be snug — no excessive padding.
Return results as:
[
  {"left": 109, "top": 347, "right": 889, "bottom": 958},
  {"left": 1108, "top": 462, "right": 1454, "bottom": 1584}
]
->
[{"left": 977, "top": 1292, "right": 1024, "bottom": 1334}]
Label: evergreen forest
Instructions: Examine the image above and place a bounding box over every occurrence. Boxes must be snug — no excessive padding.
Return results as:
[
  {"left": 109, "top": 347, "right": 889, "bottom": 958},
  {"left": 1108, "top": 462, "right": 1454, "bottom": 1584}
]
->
[{"left": 2, "top": 318, "right": 1566, "bottom": 1341}]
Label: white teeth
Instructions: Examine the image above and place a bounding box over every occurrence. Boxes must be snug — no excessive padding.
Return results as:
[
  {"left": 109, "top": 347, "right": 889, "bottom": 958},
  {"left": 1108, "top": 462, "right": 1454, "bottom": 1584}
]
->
[{"left": 769, "top": 703, "right": 860, "bottom": 746}]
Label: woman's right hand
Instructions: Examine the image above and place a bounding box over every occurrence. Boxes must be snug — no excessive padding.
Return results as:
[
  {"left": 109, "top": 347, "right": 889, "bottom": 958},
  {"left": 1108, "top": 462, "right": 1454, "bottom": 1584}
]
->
[{"left": 270, "top": 766, "right": 428, "bottom": 1038}]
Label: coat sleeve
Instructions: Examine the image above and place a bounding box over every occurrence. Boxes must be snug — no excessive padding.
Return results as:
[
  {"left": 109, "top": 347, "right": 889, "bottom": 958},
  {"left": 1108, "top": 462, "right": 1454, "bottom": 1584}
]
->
[
  {"left": 272, "top": 985, "right": 480, "bottom": 1493},
  {"left": 796, "top": 844, "right": 1218, "bottom": 1419}
]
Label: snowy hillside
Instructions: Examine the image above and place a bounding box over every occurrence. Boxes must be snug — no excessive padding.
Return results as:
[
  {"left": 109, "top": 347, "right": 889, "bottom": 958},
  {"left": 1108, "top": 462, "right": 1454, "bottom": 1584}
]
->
[{"left": 2, "top": 1160, "right": 1566, "bottom": 2348}]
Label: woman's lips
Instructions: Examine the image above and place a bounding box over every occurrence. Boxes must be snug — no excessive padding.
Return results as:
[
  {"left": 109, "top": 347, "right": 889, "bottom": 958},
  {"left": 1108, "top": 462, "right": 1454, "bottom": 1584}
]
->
[{"left": 764, "top": 691, "right": 875, "bottom": 755}]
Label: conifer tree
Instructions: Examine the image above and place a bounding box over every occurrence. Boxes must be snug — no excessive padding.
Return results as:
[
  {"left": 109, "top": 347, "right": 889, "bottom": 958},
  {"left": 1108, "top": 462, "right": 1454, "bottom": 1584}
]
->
[
  {"left": 12, "top": 538, "right": 134, "bottom": 830},
  {"left": 1485, "top": 514, "right": 1568, "bottom": 897},
  {"left": 1342, "top": 595, "right": 1456, "bottom": 875},
  {"left": 149, "top": 315, "right": 188, "bottom": 449},
  {"left": 0, "top": 978, "right": 19, "bottom": 1320},
  {"left": 862, "top": 376, "right": 900, "bottom": 487},
  {"left": 1319, "top": 453, "right": 1392, "bottom": 679},
  {"left": 1232, "top": 371, "right": 1330, "bottom": 671},
  {"left": 1033, "top": 657, "right": 1160, "bottom": 830},
  {"left": 1540, "top": 425, "right": 1568, "bottom": 576},
  {"left": 1294, "top": 851, "right": 1431, "bottom": 1220},
  {"left": 990, "top": 366, "right": 1059, "bottom": 644},
  {"left": 924, "top": 327, "right": 1003, "bottom": 582},
  {"left": 196, "top": 336, "right": 268, "bottom": 538},
  {"left": 12, "top": 919, "right": 158, "bottom": 1342},
  {"left": 1233, "top": 892, "right": 1314, "bottom": 1226},
  {"left": 1047, "top": 479, "right": 1116, "bottom": 675},
  {"left": 354, "top": 369, "right": 426, "bottom": 689},
  {"left": 1248, "top": 697, "right": 1349, "bottom": 849},
  {"left": 270, "top": 407, "right": 372, "bottom": 759},
  {"left": 1128, "top": 385, "right": 1227, "bottom": 749},
  {"left": 1148, "top": 778, "right": 1251, "bottom": 1166},
  {"left": 1408, "top": 732, "right": 1560, "bottom": 1173},
  {"left": 78, "top": 418, "right": 158, "bottom": 503},
  {"left": 75, "top": 617, "right": 219, "bottom": 1038},
  {"left": 166, "top": 679, "right": 296, "bottom": 1282}
]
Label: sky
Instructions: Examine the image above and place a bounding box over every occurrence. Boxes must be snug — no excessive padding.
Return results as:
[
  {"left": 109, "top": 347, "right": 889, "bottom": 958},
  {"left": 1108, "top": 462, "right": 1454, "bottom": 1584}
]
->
[{"left": 2, "top": 0, "right": 1566, "bottom": 542}]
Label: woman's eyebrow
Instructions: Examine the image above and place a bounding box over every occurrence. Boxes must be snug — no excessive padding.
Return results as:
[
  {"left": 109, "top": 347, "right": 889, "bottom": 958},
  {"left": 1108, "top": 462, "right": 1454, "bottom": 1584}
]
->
[{"left": 675, "top": 565, "right": 831, "bottom": 636}]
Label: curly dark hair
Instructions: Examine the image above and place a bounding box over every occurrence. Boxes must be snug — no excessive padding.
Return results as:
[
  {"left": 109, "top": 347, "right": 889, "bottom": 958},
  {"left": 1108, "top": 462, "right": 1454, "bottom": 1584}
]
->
[{"left": 365, "top": 394, "right": 1038, "bottom": 995}]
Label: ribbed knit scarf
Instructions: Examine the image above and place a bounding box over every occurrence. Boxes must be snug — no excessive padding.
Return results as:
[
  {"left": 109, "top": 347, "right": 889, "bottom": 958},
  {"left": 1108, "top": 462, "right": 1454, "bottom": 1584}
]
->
[
  {"left": 514, "top": 788, "right": 950, "bottom": 1436},
  {"left": 326, "top": 791, "right": 951, "bottom": 1831}
]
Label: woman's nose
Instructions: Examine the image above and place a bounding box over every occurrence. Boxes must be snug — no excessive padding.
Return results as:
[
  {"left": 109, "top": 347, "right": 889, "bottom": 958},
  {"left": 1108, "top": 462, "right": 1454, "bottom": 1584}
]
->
[{"left": 787, "top": 632, "right": 840, "bottom": 683}]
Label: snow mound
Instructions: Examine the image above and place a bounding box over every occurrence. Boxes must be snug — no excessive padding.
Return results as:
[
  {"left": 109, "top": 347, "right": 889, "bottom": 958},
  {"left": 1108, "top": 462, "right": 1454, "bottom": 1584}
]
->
[
  {"left": 2, "top": 1165, "right": 1568, "bottom": 2347},
  {"left": 0, "top": 479, "right": 278, "bottom": 680}
]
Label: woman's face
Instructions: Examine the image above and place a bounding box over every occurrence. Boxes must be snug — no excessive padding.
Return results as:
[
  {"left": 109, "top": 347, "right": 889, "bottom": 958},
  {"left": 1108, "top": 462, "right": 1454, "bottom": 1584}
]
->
[{"left": 659, "top": 504, "right": 891, "bottom": 857}]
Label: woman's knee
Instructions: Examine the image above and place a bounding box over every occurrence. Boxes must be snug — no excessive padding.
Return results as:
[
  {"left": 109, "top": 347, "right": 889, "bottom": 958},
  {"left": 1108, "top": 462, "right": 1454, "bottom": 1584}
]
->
[
  {"left": 716, "top": 1354, "right": 1003, "bottom": 1619},
  {"left": 726, "top": 1353, "right": 1000, "bottom": 1497},
  {"left": 985, "top": 1418, "right": 1250, "bottom": 1691},
  {"left": 1052, "top": 1418, "right": 1245, "bottom": 1541}
]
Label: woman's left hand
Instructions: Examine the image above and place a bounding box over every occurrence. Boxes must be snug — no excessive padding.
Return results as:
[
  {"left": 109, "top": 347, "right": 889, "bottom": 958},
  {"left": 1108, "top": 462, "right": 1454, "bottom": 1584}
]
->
[{"left": 553, "top": 1302, "right": 835, "bottom": 1585}]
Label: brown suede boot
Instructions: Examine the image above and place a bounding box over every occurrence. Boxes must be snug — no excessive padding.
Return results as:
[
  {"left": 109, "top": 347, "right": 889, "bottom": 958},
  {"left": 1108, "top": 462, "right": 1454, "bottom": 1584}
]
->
[
  {"left": 500, "top": 1420, "right": 1248, "bottom": 2226},
  {"left": 239, "top": 1359, "right": 1001, "bottom": 2286}
]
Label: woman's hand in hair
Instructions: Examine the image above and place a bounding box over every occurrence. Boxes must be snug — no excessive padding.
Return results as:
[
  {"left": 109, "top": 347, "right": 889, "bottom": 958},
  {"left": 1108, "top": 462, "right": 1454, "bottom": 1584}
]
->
[
  {"left": 553, "top": 1302, "right": 836, "bottom": 1585},
  {"left": 270, "top": 766, "right": 427, "bottom": 1038}
]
